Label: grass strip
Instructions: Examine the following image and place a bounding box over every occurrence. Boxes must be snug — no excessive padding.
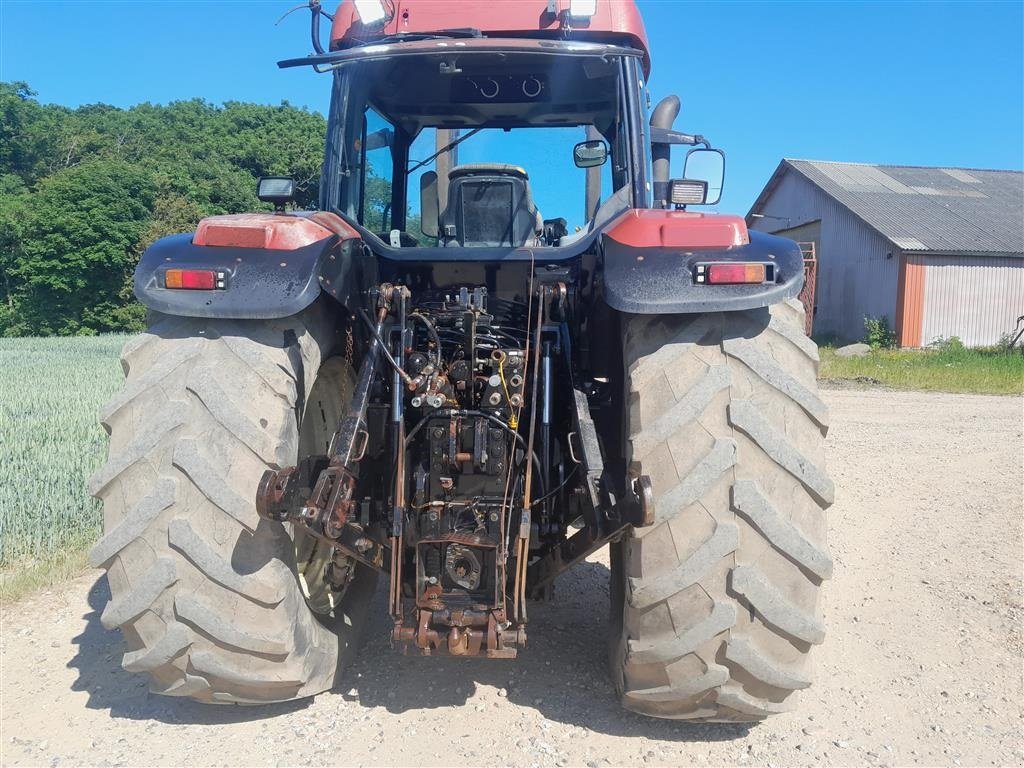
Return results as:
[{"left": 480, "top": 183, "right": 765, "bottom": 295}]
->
[{"left": 820, "top": 346, "right": 1024, "bottom": 395}]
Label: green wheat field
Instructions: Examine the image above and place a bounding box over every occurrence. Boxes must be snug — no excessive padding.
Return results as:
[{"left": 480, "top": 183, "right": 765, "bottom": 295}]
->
[{"left": 0, "top": 335, "right": 128, "bottom": 600}]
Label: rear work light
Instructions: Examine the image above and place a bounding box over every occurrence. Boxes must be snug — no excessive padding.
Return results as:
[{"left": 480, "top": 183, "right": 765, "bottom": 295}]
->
[
  {"left": 669, "top": 179, "right": 709, "bottom": 206},
  {"left": 353, "top": 0, "right": 387, "bottom": 25},
  {"left": 164, "top": 269, "right": 226, "bottom": 290},
  {"left": 568, "top": 0, "right": 598, "bottom": 18},
  {"left": 695, "top": 262, "right": 775, "bottom": 285}
]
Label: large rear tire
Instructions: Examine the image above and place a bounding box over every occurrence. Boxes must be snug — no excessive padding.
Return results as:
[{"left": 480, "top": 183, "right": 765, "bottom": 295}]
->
[
  {"left": 88, "top": 302, "right": 376, "bottom": 704},
  {"left": 611, "top": 300, "right": 833, "bottom": 721}
]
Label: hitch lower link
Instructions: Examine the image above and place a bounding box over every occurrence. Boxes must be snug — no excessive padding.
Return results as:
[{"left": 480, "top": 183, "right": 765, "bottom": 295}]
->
[
  {"left": 256, "top": 456, "right": 386, "bottom": 571},
  {"left": 257, "top": 456, "right": 354, "bottom": 537},
  {"left": 256, "top": 286, "right": 398, "bottom": 572}
]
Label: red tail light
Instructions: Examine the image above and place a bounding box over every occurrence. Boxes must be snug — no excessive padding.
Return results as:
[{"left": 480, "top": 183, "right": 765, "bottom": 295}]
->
[
  {"left": 695, "top": 263, "right": 773, "bottom": 285},
  {"left": 164, "top": 269, "right": 224, "bottom": 290}
]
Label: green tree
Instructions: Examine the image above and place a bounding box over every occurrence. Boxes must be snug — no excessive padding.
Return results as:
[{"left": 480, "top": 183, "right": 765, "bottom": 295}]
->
[
  {"left": 4, "top": 160, "right": 153, "bottom": 335},
  {"left": 0, "top": 175, "right": 30, "bottom": 330},
  {"left": 0, "top": 82, "right": 62, "bottom": 184},
  {"left": 0, "top": 82, "right": 334, "bottom": 335}
]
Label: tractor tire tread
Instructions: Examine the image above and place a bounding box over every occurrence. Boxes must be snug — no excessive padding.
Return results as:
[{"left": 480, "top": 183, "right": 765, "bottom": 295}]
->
[
  {"left": 89, "top": 306, "right": 351, "bottom": 704},
  {"left": 613, "top": 302, "right": 832, "bottom": 721}
]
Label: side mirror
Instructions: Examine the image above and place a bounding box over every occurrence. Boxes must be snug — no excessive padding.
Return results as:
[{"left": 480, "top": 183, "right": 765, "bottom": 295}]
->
[
  {"left": 257, "top": 176, "right": 295, "bottom": 212},
  {"left": 573, "top": 139, "right": 608, "bottom": 168},
  {"left": 420, "top": 171, "right": 439, "bottom": 239},
  {"left": 682, "top": 148, "right": 725, "bottom": 205}
]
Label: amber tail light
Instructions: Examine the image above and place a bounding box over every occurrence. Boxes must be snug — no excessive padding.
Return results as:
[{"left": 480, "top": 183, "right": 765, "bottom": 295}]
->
[{"left": 163, "top": 269, "right": 226, "bottom": 290}]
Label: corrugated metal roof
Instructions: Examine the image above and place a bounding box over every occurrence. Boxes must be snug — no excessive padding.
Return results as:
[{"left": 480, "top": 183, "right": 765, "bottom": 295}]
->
[{"left": 750, "top": 160, "right": 1024, "bottom": 256}]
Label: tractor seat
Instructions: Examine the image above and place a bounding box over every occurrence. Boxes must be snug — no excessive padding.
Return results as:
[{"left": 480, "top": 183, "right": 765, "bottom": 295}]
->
[{"left": 441, "top": 164, "right": 544, "bottom": 247}]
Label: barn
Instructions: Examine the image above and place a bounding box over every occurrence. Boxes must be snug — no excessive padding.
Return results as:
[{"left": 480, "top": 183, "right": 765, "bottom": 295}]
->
[{"left": 747, "top": 160, "right": 1024, "bottom": 347}]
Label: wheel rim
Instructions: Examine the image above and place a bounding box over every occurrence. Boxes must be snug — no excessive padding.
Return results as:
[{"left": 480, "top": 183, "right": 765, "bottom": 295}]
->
[{"left": 293, "top": 356, "right": 357, "bottom": 617}]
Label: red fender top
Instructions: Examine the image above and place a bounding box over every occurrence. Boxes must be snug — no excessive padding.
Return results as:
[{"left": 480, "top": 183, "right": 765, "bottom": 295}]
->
[
  {"left": 193, "top": 212, "right": 359, "bottom": 250},
  {"left": 605, "top": 209, "right": 749, "bottom": 250}
]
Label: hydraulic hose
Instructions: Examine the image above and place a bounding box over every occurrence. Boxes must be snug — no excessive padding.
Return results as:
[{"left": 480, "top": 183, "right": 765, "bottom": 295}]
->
[
  {"left": 410, "top": 311, "right": 443, "bottom": 367},
  {"left": 310, "top": 0, "right": 325, "bottom": 55}
]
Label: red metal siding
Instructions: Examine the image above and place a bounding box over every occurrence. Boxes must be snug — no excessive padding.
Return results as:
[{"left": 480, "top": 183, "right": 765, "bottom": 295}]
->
[{"left": 896, "top": 254, "right": 926, "bottom": 347}]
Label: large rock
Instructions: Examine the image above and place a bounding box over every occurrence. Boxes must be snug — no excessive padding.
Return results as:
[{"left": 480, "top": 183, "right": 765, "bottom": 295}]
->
[{"left": 835, "top": 343, "right": 871, "bottom": 358}]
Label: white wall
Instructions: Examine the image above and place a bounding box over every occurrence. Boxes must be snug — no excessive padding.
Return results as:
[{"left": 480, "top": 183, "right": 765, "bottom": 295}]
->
[{"left": 921, "top": 256, "right": 1024, "bottom": 346}]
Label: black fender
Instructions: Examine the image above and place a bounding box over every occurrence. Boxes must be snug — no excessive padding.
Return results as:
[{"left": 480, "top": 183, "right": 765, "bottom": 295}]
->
[
  {"left": 601, "top": 228, "right": 805, "bottom": 314},
  {"left": 134, "top": 233, "right": 371, "bottom": 319}
]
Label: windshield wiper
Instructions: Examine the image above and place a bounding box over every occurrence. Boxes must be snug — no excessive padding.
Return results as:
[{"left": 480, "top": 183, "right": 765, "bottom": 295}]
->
[{"left": 408, "top": 127, "right": 484, "bottom": 173}]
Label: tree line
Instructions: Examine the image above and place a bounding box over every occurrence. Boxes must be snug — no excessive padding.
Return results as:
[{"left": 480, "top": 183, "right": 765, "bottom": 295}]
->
[{"left": 0, "top": 82, "right": 328, "bottom": 336}]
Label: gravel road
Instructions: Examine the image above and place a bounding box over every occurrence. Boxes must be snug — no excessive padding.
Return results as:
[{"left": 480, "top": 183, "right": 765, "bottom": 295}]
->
[{"left": 2, "top": 389, "right": 1021, "bottom": 767}]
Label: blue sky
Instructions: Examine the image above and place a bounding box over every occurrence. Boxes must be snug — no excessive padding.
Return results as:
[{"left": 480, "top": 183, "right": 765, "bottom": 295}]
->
[{"left": 2, "top": 0, "right": 1022, "bottom": 218}]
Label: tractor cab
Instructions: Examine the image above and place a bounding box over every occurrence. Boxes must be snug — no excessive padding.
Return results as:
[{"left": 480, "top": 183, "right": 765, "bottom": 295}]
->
[
  {"left": 274, "top": 0, "right": 735, "bottom": 266},
  {"left": 276, "top": 0, "right": 671, "bottom": 259},
  {"left": 281, "top": 33, "right": 645, "bottom": 254}
]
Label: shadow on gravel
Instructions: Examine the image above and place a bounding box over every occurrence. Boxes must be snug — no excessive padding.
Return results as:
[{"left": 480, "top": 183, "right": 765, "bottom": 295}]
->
[
  {"left": 68, "top": 574, "right": 311, "bottom": 724},
  {"left": 70, "top": 564, "right": 750, "bottom": 742},
  {"left": 345, "top": 560, "right": 752, "bottom": 743}
]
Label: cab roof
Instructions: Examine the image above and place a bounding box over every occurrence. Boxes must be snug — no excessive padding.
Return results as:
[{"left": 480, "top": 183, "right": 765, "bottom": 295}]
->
[{"left": 329, "top": 0, "right": 651, "bottom": 75}]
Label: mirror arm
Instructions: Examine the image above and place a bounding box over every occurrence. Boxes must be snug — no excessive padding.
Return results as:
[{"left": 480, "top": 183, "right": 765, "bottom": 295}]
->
[{"left": 650, "top": 127, "right": 712, "bottom": 148}]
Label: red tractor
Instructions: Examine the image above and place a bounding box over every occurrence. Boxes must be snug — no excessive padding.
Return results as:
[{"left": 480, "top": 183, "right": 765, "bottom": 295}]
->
[{"left": 90, "top": 0, "right": 832, "bottom": 721}]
